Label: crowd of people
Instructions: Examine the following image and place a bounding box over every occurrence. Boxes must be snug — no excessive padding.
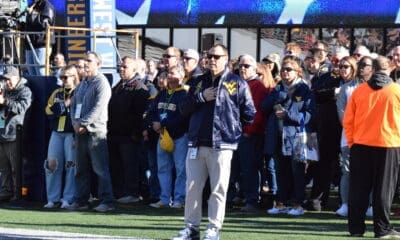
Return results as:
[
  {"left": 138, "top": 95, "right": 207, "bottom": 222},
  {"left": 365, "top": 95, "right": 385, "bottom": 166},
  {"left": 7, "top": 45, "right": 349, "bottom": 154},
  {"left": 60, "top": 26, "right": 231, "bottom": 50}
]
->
[{"left": 0, "top": 38, "right": 399, "bottom": 240}]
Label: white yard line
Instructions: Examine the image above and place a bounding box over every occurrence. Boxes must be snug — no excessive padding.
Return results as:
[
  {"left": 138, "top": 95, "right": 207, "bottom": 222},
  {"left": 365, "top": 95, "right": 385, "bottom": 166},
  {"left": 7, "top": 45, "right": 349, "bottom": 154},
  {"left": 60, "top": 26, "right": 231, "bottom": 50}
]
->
[{"left": 0, "top": 227, "right": 156, "bottom": 240}]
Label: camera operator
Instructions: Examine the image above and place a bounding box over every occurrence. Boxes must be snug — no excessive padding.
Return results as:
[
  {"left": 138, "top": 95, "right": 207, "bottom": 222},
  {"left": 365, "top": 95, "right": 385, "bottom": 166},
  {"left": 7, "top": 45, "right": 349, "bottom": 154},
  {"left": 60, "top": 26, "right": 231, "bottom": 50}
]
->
[
  {"left": 0, "top": 66, "right": 32, "bottom": 201},
  {"left": 24, "top": 0, "right": 55, "bottom": 76}
]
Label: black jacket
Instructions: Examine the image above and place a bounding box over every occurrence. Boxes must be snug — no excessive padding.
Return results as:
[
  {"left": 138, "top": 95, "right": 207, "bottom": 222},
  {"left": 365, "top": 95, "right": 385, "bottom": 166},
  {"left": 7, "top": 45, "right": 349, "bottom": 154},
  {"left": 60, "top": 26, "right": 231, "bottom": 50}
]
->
[{"left": 108, "top": 77, "right": 149, "bottom": 142}]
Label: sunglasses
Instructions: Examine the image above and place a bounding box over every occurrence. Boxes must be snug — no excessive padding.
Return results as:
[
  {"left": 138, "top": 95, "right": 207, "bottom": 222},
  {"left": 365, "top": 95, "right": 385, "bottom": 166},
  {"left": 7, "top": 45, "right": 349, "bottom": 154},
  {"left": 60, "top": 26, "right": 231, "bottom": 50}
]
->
[
  {"left": 284, "top": 50, "right": 293, "bottom": 55},
  {"left": 60, "top": 75, "right": 72, "bottom": 80},
  {"left": 353, "top": 53, "right": 361, "bottom": 58},
  {"left": 207, "top": 54, "right": 225, "bottom": 60},
  {"left": 118, "top": 65, "right": 128, "bottom": 69},
  {"left": 85, "top": 59, "right": 94, "bottom": 62},
  {"left": 281, "top": 67, "right": 294, "bottom": 72},
  {"left": 163, "top": 54, "right": 176, "bottom": 59},
  {"left": 339, "top": 64, "right": 351, "bottom": 69},
  {"left": 359, "top": 62, "right": 372, "bottom": 68},
  {"left": 183, "top": 56, "right": 194, "bottom": 61},
  {"left": 239, "top": 64, "right": 252, "bottom": 69}
]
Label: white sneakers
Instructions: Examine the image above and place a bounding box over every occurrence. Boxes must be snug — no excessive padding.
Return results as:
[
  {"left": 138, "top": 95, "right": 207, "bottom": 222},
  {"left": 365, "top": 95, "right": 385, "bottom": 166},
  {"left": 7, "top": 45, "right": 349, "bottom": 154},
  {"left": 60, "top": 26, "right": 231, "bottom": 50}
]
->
[
  {"left": 267, "top": 206, "right": 289, "bottom": 214},
  {"left": 335, "top": 204, "right": 373, "bottom": 218},
  {"left": 336, "top": 203, "right": 348, "bottom": 217},
  {"left": 43, "top": 202, "right": 56, "bottom": 209},
  {"left": 60, "top": 200, "right": 71, "bottom": 209},
  {"left": 287, "top": 207, "right": 304, "bottom": 216}
]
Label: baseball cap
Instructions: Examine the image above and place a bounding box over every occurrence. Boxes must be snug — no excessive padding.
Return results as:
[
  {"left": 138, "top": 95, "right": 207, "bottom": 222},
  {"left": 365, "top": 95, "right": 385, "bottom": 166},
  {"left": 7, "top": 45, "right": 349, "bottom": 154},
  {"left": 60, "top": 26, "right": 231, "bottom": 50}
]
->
[{"left": 2, "top": 66, "right": 19, "bottom": 79}]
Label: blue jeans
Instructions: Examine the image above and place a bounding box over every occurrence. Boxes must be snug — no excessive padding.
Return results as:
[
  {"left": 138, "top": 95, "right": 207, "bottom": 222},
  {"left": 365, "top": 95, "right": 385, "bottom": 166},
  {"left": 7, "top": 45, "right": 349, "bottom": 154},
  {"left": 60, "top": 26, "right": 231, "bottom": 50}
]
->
[
  {"left": 146, "top": 141, "right": 160, "bottom": 200},
  {"left": 74, "top": 132, "right": 113, "bottom": 204},
  {"left": 157, "top": 134, "right": 188, "bottom": 205},
  {"left": 44, "top": 131, "right": 76, "bottom": 203},
  {"left": 25, "top": 48, "right": 46, "bottom": 76},
  {"left": 265, "top": 156, "right": 277, "bottom": 195},
  {"left": 237, "top": 135, "right": 263, "bottom": 205},
  {"left": 340, "top": 146, "right": 350, "bottom": 204}
]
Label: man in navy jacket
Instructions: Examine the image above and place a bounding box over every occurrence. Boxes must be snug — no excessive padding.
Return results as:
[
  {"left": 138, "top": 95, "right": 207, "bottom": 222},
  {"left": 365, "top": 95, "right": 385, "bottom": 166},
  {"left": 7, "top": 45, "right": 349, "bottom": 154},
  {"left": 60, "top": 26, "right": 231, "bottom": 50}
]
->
[{"left": 173, "top": 44, "right": 255, "bottom": 240}]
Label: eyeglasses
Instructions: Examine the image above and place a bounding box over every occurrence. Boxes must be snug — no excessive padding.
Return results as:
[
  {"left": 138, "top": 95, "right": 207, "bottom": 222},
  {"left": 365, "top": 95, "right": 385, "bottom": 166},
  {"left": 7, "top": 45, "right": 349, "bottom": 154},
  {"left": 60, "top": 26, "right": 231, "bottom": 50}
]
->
[
  {"left": 163, "top": 54, "right": 176, "bottom": 59},
  {"left": 239, "top": 64, "right": 252, "bottom": 69},
  {"left": 207, "top": 54, "right": 226, "bottom": 60},
  {"left": 281, "top": 67, "right": 294, "bottom": 72},
  {"left": 339, "top": 64, "right": 351, "bottom": 69}
]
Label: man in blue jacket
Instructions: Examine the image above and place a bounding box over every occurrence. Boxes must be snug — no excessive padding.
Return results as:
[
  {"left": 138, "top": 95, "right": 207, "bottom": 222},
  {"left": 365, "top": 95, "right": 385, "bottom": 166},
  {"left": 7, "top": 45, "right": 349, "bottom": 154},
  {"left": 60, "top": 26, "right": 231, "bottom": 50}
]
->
[{"left": 173, "top": 44, "right": 255, "bottom": 240}]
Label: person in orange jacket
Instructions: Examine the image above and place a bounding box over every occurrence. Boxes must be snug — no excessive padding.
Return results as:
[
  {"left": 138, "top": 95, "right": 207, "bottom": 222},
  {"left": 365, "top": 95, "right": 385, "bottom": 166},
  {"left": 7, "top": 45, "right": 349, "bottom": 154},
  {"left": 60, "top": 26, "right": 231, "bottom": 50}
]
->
[{"left": 343, "top": 56, "right": 400, "bottom": 238}]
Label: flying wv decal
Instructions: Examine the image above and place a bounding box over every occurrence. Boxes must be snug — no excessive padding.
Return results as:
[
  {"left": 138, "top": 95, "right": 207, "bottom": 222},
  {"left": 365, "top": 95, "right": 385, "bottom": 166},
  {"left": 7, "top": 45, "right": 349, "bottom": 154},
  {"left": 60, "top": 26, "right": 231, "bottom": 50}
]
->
[{"left": 223, "top": 82, "right": 237, "bottom": 95}]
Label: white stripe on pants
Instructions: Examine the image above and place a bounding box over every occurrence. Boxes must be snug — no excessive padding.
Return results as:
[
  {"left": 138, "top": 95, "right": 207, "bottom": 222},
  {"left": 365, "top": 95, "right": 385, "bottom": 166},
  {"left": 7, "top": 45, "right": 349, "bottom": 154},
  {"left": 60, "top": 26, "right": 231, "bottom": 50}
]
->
[{"left": 184, "top": 146, "right": 233, "bottom": 229}]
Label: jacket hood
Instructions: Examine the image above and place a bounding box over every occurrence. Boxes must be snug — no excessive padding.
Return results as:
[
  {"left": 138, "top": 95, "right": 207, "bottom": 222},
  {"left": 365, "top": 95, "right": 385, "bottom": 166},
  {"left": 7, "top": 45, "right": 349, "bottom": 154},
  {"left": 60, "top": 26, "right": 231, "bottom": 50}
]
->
[{"left": 367, "top": 72, "right": 393, "bottom": 90}]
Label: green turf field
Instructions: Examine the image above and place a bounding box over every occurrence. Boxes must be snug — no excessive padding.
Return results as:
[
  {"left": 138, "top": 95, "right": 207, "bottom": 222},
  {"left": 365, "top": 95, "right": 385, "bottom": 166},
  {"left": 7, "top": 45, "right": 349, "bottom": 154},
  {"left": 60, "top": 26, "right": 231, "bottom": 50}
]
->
[{"left": 0, "top": 200, "right": 397, "bottom": 239}]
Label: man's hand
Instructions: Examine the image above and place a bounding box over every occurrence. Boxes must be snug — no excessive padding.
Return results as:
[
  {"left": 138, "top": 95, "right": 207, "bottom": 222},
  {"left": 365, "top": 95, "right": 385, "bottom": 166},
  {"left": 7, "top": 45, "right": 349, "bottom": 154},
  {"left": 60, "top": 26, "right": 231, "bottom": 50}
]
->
[
  {"left": 73, "top": 124, "right": 87, "bottom": 135},
  {"left": 64, "top": 98, "right": 71, "bottom": 107},
  {"left": 203, "top": 87, "right": 217, "bottom": 101},
  {"left": 0, "top": 93, "right": 5, "bottom": 105},
  {"left": 275, "top": 109, "right": 286, "bottom": 119},
  {"left": 152, "top": 122, "right": 162, "bottom": 134}
]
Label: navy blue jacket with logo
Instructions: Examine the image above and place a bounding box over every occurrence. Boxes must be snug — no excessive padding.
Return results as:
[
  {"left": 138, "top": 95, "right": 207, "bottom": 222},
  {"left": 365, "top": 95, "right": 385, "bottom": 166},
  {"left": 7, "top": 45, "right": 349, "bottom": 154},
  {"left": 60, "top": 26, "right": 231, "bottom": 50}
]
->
[
  {"left": 148, "top": 86, "right": 189, "bottom": 140},
  {"left": 180, "top": 68, "right": 256, "bottom": 150}
]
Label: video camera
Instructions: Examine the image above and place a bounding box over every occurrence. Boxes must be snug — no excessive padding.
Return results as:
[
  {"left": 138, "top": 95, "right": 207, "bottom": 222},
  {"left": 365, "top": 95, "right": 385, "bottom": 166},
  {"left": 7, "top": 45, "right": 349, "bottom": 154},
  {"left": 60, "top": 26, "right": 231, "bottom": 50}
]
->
[{"left": 0, "top": 8, "right": 21, "bottom": 31}]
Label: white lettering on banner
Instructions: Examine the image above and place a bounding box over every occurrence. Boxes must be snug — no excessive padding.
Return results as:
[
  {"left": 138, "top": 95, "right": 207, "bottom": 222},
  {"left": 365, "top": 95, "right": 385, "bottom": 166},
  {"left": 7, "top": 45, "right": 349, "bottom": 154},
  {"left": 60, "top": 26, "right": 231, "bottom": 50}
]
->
[
  {"left": 90, "top": 0, "right": 116, "bottom": 72},
  {"left": 93, "top": 11, "right": 113, "bottom": 29},
  {"left": 92, "top": 0, "right": 112, "bottom": 10},
  {"left": 396, "top": 7, "right": 400, "bottom": 23},
  {"left": 277, "top": 0, "right": 314, "bottom": 24},
  {"left": 96, "top": 40, "right": 114, "bottom": 66}
]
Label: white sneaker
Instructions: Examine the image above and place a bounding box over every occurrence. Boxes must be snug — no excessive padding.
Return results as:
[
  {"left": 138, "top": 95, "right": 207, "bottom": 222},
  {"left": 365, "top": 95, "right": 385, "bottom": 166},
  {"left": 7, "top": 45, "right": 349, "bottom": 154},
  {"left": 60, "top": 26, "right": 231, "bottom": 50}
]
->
[
  {"left": 288, "top": 207, "right": 304, "bottom": 216},
  {"left": 203, "top": 227, "right": 219, "bottom": 240},
  {"left": 116, "top": 195, "right": 141, "bottom": 204},
  {"left": 267, "top": 206, "right": 289, "bottom": 214},
  {"left": 171, "top": 202, "right": 184, "bottom": 209},
  {"left": 335, "top": 203, "right": 348, "bottom": 217},
  {"left": 366, "top": 206, "right": 373, "bottom": 217},
  {"left": 60, "top": 200, "right": 71, "bottom": 209},
  {"left": 44, "top": 202, "right": 56, "bottom": 209}
]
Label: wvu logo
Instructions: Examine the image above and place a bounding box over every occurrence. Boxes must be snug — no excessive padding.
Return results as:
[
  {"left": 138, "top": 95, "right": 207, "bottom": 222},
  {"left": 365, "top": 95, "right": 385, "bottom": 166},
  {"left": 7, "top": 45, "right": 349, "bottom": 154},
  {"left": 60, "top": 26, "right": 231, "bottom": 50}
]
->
[{"left": 223, "top": 82, "right": 237, "bottom": 95}]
